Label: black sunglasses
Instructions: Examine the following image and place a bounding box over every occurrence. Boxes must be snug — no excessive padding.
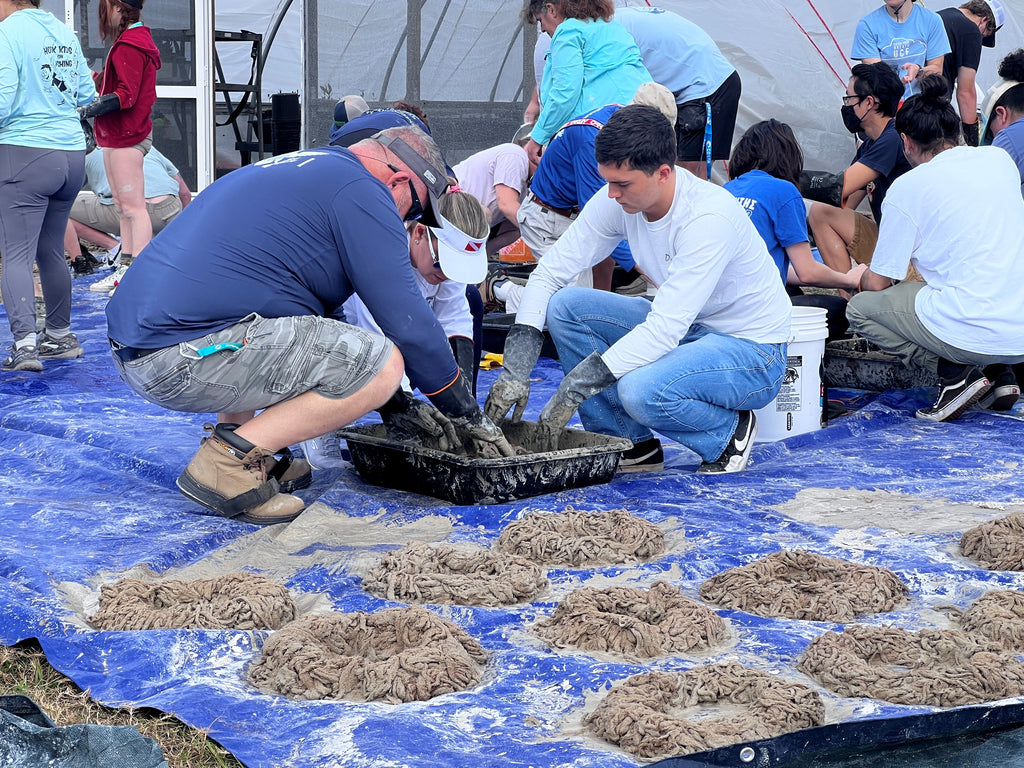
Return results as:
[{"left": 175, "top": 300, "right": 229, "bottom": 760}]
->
[{"left": 385, "top": 162, "right": 424, "bottom": 222}]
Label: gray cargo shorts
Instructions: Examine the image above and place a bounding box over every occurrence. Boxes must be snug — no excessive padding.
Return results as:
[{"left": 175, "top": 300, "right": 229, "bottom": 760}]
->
[{"left": 111, "top": 313, "right": 394, "bottom": 414}]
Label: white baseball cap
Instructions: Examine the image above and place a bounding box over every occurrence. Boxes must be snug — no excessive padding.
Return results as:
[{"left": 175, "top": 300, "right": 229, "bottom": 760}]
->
[
  {"left": 428, "top": 210, "right": 487, "bottom": 284},
  {"left": 982, "top": 0, "right": 1005, "bottom": 48}
]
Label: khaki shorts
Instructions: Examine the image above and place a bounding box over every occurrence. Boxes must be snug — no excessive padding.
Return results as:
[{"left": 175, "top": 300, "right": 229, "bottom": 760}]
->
[
  {"left": 848, "top": 211, "right": 922, "bottom": 282},
  {"left": 111, "top": 313, "right": 394, "bottom": 414},
  {"left": 71, "top": 191, "right": 182, "bottom": 235}
]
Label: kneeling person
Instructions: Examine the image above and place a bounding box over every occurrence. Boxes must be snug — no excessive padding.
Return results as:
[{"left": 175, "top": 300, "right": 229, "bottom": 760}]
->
[
  {"left": 484, "top": 106, "right": 792, "bottom": 474},
  {"left": 107, "top": 127, "right": 510, "bottom": 525}
]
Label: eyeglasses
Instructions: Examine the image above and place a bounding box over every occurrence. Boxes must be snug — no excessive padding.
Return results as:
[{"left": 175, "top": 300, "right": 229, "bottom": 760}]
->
[
  {"left": 427, "top": 232, "right": 444, "bottom": 272},
  {"left": 842, "top": 94, "right": 866, "bottom": 106}
]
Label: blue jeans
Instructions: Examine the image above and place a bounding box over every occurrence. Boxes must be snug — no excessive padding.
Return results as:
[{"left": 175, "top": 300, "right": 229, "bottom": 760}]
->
[{"left": 546, "top": 287, "right": 787, "bottom": 462}]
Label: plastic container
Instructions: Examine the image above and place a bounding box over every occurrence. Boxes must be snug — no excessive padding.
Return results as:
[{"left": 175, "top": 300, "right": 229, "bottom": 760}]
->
[
  {"left": 755, "top": 306, "right": 828, "bottom": 442},
  {"left": 823, "top": 337, "right": 938, "bottom": 392},
  {"left": 338, "top": 421, "right": 631, "bottom": 505}
]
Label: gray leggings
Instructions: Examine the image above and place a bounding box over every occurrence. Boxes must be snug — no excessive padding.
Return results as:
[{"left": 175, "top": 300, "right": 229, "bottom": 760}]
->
[{"left": 0, "top": 145, "right": 86, "bottom": 341}]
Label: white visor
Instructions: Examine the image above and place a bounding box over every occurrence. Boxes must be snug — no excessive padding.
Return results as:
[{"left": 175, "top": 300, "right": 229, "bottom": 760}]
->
[{"left": 428, "top": 210, "right": 487, "bottom": 284}]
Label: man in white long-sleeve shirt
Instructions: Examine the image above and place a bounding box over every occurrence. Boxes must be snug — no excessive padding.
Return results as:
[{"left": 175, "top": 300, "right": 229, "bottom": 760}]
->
[{"left": 484, "top": 105, "right": 792, "bottom": 473}]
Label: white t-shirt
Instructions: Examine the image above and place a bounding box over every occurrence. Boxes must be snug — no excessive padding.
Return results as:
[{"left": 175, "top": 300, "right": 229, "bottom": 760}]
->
[
  {"left": 452, "top": 143, "right": 530, "bottom": 225},
  {"left": 516, "top": 170, "right": 792, "bottom": 378},
  {"left": 344, "top": 259, "right": 472, "bottom": 391},
  {"left": 871, "top": 146, "right": 1024, "bottom": 355}
]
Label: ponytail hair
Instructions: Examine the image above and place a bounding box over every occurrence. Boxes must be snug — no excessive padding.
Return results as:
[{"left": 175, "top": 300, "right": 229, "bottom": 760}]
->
[
  {"left": 895, "top": 74, "right": 960, "bottom": 153},
  {"left": 99, "top": 0, "right": 144, "bottom": 42}
]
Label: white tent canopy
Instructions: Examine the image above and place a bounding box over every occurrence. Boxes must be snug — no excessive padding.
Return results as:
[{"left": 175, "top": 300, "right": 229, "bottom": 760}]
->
[{"left": 214, "top": 0, "right": 1024, "bottom": 168}]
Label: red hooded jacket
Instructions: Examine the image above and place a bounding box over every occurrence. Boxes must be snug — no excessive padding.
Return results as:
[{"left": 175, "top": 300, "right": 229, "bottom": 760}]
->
[{"left": 94, "top": 25, "right": 161, "bottom": 148}]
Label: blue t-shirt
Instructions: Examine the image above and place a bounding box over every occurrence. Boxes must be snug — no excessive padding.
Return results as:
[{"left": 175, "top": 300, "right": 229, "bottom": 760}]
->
[
  {"left": 530, "top": 104, "right": 633, "bottom": 270},
  {"left": 993, "top": 118, "right": 1024, "bottom": 198},
  {"left": 86, "top": 146, "right": 180, "bottom": 203},
  {"left": 853, "top": 119, "right": 912, "bottom": 223},
  {"left": 614, "top": 7, "right": 734, "bottom": 104},
  {"left": 106, "top": 147, "right": 459, "bottom": 395},
  {"left": 724, "top": 170, "right": 808, "bottom": 283},
  {"left": 851, "top": 4, "right": 951, "bottom": 100},
  {"left": 0, "top": 8, "right": 96, "bottom": 150}
]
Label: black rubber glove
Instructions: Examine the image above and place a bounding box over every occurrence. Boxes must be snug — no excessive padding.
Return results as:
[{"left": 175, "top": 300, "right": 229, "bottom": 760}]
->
[
  {"left": 799, "top": 170, "right": 845, "bottom": 208},
  {"left": 962, "top": 121, "right": 980, "bottom": 148},
  {"left": 81, "top": 117, "right": 96, "bottom": 154},
  {"left": 430, "top": 371, "right": 514, "bottom": 457},
  {"left": 484, "top": 323, "right": 544, "bottom": 424},
  {"left": 377, "top": 390, "right": 458, "bottom": 451},
  {"left": 449, "top": 335, "right": 477, "bottom": 397},
  {"left": 78, "top": 93, "right": 121, "bottom": 119},
  {"left": 538, "top": 352, "right": 617, "bottom": 433}
]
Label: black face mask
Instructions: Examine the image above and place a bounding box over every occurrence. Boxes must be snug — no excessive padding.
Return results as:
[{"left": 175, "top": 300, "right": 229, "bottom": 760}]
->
[{"left": 841, "top": 104, "right": 863, "bottom": 134}]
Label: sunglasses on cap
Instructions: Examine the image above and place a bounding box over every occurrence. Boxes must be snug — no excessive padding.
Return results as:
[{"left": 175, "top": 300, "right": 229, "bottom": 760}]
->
[{"left": 375, "top": 134, "right": 449, "bottom": 227}]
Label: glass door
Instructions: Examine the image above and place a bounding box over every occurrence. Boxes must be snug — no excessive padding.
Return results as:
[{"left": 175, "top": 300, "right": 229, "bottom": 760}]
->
[{"left": 62, "top": 0, "right": 215, "bottom": 191}]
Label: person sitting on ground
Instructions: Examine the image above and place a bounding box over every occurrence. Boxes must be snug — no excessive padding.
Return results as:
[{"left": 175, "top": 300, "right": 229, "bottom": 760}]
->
[
  {"left": 106, "top": 125, "right": 512, "bottom": 527},
  {"left": 521, "top": 0, "right": 652, "bottom": 167},
  {"left": 302, "top": 191, "right": 491, "bottom": 469},
  {"left": 484, "top": 105, "right": 792, "bottom": 474},
  {"left": 485, "top": 82, "right": 677, "bottom": 314},
  {"left": 614, "top": 5, "right": 741, "bottom": 180},
  {"left": 724, "top": 119, "right": 867, "bottom": 340},
  {"left": 852, "top": 0, "right": 950, "bottom": 101},
  {"left": 806, "top": 63, "right": 912, "bottom": 282},
  {"left": 451, "top": 138, "right": 536, "bottom": 255},
  {"left": 937, "top": 0, "right": 1004, "bottom": 147},
  {"left": 982, "top": 47, "right": 1024, "bottom": 194},
  {"left": 65, "top": 145, "right": 190, "bottom": 282},
  {"left": 847, "top": 75, "right": 1024, "bottom": 421}
]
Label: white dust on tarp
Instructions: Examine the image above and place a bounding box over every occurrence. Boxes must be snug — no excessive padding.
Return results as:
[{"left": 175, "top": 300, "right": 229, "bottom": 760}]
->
[
  {"left": 58, "top": 502, "right": 456, "bottom": 628},
  {"left": 771, "top": 488, "right": 1024, "bottom": 534}
]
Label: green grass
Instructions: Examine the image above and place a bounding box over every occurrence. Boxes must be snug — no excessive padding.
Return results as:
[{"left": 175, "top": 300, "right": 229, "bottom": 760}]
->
[{"left": 0, "top": 641, "right": 244, "bottom": 768}]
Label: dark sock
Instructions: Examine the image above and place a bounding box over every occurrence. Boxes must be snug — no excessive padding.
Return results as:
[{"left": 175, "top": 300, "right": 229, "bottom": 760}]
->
[{"left": 936, "top": 358, "right": 971, "bottom": 380}]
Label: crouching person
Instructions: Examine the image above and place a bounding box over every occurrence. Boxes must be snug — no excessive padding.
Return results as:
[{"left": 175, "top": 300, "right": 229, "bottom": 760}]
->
[
  {"left": 484, "top": 106, "right": 791, "bottom": 474},
  {"left": 106, "top": 126, "right": 510, "bottom": 525},
  {"left": 847, "top": 75, "right": 1024, "bottom": 421}
]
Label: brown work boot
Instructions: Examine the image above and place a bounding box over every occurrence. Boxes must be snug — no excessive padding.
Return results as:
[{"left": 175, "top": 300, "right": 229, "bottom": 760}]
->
[
  {"left": 176, "top": 423, "right": 305, "bottom": 525},
  {"left": 267, "top": 452, "right": 313, "bottom": 493}
]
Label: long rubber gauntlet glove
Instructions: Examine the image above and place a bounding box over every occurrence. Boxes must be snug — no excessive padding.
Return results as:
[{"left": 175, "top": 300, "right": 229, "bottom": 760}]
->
[
  {"left": 431, "top": 372, "right": 515, "bottom": 457},
  {"left": 538, "top": 352, "right": 617, "bottom": 432},
  {"left": 484, "top": 323, "right": 545, "bottom": 424},
  {"left": 799, "top": 170, "right": 845, "bottom": 208},
  {"left": 377, "top": 390, "right": 458, "bottom": 451},
  {"left": 78, "top": 93, "right": 121, "bottom": 119}
]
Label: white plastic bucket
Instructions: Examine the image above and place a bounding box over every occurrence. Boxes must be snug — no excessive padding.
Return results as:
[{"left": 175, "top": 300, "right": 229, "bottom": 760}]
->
[{"left": 754, "top": 306, "right": 828, "bottom": 442}]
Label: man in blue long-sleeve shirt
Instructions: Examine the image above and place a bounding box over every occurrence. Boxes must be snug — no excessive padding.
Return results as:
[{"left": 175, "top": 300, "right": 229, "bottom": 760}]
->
[{"left": 107, "top": 125, "right": 509, "bottom": 526}]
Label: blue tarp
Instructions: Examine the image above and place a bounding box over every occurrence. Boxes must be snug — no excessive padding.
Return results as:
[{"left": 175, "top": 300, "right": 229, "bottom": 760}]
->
[{"left": 2, "top": 277, "right": 1024, "bottom": 768}]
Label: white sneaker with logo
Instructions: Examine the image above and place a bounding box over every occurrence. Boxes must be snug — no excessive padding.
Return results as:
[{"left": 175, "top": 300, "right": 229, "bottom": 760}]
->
[{"left": 90, "top": 263, "right": 129, "bottom": 293}]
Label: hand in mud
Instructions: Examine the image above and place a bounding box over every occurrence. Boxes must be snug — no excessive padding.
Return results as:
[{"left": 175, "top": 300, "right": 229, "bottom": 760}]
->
[
  {"left": 450, "top": 410, "right": 515, "bottom": 457},
  {"left": 380, "top": 392, "right": 458, "bottom": 451}
]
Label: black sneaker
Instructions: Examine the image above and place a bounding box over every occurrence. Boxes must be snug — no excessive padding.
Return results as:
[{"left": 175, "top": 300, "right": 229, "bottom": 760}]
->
[
  {"left": 698, "top": 410, "right": 757, "bottom": 474},
  {"left": 617, "top": 436, "right": 663, "bottom": 473},
  {"left": 979, "top": 366, "right": 1020, "bottom": 411},
  {"left": 915, "top": 366, "right": 990, "bottom": 422}
]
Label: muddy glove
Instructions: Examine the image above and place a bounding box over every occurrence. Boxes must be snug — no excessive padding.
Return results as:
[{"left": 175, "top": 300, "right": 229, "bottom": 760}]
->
[
  {"left": 962, "top": 121, "right": 980, "bottom": 148},
  {"left": 78, "top": 93, "right": 121, "bottom": 119},
  {"left": 431, "top": 371, "right": 515, "bottom": 457},
  {"left": 80, "top": 117, "right": 96, "bottom": 154},
  {"left": 484, "top": 323, "right": 545, "bottom": 424},
  {"left": 377, "top": 390, "right": 458, "bottom": 451},
  {"left": 538, "top": 352, "right": 617, "bottom": 438},
  {"left": 799, "top": 170, "right": 845, "bottom": 208},
  {"left": 449, "top": 335, "right": 477, "bottom": 396}
]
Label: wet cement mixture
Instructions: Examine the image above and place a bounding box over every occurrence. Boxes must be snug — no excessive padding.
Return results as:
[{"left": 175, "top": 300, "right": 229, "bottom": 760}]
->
[
  {"left": 699, "top": 549, "right": 909, "bottom": 622},
  {"left": 362, "top": 541, "right": 548, "bottom": 606}
]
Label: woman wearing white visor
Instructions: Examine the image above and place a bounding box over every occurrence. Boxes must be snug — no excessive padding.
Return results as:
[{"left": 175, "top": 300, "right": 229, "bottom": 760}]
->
[{"left": 302, "top": 190, "right": 490, "bottom": 468}]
